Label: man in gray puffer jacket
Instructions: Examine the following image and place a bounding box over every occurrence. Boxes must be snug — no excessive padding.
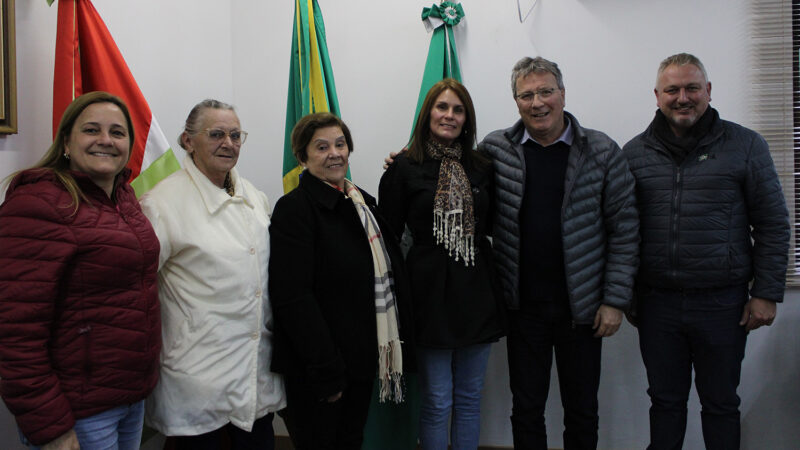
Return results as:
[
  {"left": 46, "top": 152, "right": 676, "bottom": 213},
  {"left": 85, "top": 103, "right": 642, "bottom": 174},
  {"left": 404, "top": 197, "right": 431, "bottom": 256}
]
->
[
  {"left": 624, "top": 53, "right": 789, "bottom": 450},
  {"left": 479, "top": 57, "right": 639, "bottom": 449}
]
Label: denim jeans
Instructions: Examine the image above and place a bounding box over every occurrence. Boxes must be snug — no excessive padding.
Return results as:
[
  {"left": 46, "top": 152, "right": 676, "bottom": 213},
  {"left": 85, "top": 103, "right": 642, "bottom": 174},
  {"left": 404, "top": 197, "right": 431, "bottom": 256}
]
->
[
  {"left": 417, "top": 343, "right": 492, "bottom": 450},
  {"left": 506, "top": 303, "right": 602, "bottom": 450},
  {"left": 638, "top": 285, "right": 748, "bottom": 450},
  {"left": 20, "top": 400, "right": 145, "bottom": 450}
]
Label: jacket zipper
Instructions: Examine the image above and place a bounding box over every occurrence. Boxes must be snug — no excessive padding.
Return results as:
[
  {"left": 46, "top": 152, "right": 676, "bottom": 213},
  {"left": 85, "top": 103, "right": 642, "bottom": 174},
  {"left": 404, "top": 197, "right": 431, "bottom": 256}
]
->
[
  {"left": 670, "top": 168, "right": 682, "bottom": 278},
  {"left": 118, "top": 201, "right": 152, "bottom": 375}
]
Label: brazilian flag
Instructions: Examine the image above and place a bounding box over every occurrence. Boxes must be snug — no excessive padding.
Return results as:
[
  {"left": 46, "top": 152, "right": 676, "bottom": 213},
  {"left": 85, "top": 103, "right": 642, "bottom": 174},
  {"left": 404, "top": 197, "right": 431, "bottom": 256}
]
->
[{"left": 282, "top": 0, "right": 346, "bottom": 193}]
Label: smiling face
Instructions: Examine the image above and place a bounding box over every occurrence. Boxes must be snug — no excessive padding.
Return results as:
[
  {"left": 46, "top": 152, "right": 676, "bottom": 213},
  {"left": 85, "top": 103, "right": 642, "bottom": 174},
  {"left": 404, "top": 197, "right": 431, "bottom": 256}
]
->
[
  {"left": 303, "top": 125, "right": 349, "bottom": 189},
  {"left": 428, "top": 89, "right": 466, "bottom": 146},
  {"left": 184, "top": 108, "right": 241, "bottom": 187},
  {"left": 655, "top": 63, "right": 712, "bottom": 137},
  {"left": 514, "top": 71, "right": 566, "bottom": 146},
  {"left": 64, "top": 102, "right": 131, "bottom": 196}
]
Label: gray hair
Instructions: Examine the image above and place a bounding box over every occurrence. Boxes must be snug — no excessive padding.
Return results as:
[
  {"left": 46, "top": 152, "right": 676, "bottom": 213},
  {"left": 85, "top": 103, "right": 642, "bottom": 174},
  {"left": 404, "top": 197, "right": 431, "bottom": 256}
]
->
[
  {"left": 656, "top": 53, "right": 709, "bottom": 88},
  {"left": 511, "top": 56, "right": 565, "bottom": 96},
  {"left": 179, "top": 99, "right": 236, "bottom": 150}
]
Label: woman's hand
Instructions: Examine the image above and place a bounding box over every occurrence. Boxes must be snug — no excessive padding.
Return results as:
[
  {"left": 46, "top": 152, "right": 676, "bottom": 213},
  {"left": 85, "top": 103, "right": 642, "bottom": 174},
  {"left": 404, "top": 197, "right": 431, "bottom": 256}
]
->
[
  {"left": 325, "top": 391, "right": 343, "bottom": 403},
  {"left": 42, "top": 429, "right": 80, "bottom": 450}
]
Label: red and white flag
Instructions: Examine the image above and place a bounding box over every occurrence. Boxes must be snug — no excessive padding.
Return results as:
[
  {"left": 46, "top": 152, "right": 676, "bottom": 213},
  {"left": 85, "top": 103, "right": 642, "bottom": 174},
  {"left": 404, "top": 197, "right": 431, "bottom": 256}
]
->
[{"left": 53, "top": 0, "right": 180, "bottom": 196}]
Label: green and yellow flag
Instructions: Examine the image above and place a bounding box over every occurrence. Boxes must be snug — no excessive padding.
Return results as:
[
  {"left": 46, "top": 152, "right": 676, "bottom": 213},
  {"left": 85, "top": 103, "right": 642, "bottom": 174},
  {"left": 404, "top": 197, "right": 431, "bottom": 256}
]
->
[{"left": 282, "top": 0, "right": 343, "bottom": 193}]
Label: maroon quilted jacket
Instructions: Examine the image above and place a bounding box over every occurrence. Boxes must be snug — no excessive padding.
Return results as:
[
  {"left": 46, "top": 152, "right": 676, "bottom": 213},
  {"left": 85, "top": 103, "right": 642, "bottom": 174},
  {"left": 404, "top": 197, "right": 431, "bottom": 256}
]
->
[{"left": 0, "top": 168, "right": 161, "bottom": 445}]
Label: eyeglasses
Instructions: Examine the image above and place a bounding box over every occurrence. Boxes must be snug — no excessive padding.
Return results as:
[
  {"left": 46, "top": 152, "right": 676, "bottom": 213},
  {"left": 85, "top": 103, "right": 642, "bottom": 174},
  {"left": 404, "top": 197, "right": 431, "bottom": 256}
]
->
[
  {"left": 201, "top": 128, "right": 248, "bottom": 145},
  {"left": 515, "top": 88, "right": 558, "bottom": 104}
]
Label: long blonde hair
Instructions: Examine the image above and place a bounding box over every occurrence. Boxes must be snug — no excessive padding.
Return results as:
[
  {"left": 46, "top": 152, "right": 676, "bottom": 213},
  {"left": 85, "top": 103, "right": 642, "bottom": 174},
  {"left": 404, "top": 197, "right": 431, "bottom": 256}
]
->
[{"left": 4, "top": 92, "right": 135, "bottom": 212}]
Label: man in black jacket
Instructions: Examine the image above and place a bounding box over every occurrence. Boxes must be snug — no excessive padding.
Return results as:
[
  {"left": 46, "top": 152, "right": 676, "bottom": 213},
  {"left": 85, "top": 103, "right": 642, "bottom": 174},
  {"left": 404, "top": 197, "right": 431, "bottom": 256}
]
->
[{"left": 623, "top": 53, "right": 790, "bottom": 450}]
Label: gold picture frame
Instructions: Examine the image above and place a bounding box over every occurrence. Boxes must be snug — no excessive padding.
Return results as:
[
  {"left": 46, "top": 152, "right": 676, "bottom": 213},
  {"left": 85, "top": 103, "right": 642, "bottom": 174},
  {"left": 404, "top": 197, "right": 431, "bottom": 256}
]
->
[{"left": 0, "top": 0, "right": 16, "bottom": 134}]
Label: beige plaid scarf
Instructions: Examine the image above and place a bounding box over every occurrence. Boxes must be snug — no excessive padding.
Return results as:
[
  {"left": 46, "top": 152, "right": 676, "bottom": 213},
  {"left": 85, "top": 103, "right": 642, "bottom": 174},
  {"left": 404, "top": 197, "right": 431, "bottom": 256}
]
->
[{"left": 345, "top": 180, "right": 404, "bottom": 403}]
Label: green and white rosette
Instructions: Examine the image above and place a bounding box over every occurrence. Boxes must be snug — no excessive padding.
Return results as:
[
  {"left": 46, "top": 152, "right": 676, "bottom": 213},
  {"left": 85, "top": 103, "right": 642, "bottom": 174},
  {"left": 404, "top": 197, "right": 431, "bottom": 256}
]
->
[{"left": 410, "top": 1, "right": 465, "bottom": 137}]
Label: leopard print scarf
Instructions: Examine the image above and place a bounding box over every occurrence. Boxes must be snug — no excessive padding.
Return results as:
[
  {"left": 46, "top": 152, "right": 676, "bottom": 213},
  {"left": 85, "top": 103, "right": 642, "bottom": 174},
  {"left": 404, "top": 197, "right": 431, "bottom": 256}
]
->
[{"left": 426, "top": 139, "right": 475, "bottom": 266}]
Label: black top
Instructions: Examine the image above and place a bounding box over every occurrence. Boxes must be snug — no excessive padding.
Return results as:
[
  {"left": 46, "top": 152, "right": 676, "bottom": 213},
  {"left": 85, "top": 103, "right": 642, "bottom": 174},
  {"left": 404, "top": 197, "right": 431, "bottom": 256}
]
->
[
  {"left": 519, "top": 139, "right": 570, "bottom": 312},
  {"left": 269, "top": 171, "right": 415, "bottom": 398},
  {"left": 379, "top": 153, "right": 506, "bottom": 349}
]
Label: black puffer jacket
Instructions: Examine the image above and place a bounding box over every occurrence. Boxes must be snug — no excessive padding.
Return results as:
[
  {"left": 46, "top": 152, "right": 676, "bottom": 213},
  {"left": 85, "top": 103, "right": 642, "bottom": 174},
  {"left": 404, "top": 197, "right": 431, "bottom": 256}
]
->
[
  {"left": 623, "top": 110, "right": 789, "bottom": 301},
  {"left": 479, "top": 112, "right": 639, "bottom": 323}
]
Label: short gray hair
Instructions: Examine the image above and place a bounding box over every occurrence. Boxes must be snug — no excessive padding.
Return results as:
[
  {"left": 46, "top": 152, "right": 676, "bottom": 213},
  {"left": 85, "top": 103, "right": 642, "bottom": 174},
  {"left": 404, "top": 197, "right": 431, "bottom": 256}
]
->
[
  {"left": 511, "top": 56, "right": 565, "bottom": 96},
  {"left": 656, "top": 53, "right": 709, "bottom": 88},
  {"left": 179, "top": 99, "right": 236, "bottom": 150}
]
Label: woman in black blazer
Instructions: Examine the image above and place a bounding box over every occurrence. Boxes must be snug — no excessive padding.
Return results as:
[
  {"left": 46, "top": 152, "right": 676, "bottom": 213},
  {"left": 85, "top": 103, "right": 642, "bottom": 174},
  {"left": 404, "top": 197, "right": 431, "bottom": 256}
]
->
[{"left": 269, "top": 112, "right": 414, "bottom": 450}]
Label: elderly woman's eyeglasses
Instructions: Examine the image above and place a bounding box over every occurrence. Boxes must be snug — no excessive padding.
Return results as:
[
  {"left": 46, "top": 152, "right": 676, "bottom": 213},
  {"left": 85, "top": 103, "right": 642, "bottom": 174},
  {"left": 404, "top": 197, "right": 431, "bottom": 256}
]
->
[{"left": 202, "top": 128, "right": 248, "bottom": 145}]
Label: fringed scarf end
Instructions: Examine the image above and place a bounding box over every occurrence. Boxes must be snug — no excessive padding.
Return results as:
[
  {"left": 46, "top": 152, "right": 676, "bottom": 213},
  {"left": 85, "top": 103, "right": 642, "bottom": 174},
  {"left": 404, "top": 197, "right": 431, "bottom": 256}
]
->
[
  {"left": 433, "top": 209, "right": 475, "bottom": 266},
  {"left": 378, "top": 340, "right": 404, "bottom": 404}
]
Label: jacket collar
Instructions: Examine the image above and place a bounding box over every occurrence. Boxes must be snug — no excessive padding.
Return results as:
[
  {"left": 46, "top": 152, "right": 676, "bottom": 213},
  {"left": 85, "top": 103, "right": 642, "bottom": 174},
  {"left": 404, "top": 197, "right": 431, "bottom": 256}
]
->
[
  {"left": 184, "top": 156, "right": 254, "bottom": 214},
  {"left": 520, "top": 116, "right": 575, "bottom": 147},
  {"left": 72, "top": 167, "right": 131, "bottom": 203},
  {"left": 641, "top": 107, "right": 725, "bottom": 150},
  {"left": 7, "top": 167, "right": 132, "bottom": 206},
  {"left": 298, "top": 169, "right": 376, "bottom": 210}
]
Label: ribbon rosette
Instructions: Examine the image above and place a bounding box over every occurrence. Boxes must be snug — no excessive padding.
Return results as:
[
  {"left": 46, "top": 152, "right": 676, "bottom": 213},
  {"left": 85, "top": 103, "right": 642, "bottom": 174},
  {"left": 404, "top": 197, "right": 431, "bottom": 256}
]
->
[
  {"left": 422, "top": 1, "right": 465, "bottom": 32},
  {"left": 408, "top": 1, "right": 464, "bottom": 140}
]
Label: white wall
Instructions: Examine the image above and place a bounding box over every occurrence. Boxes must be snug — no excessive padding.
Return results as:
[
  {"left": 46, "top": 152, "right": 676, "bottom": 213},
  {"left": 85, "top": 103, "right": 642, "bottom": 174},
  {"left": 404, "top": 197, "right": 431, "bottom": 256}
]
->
[{"left": 2, "top": 0, "right": 798, "bottom": 448}]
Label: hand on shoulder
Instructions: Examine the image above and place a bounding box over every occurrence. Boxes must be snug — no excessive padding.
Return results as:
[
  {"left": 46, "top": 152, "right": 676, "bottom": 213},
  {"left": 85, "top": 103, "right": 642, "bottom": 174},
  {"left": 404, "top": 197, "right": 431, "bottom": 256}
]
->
[{"left": 383, "top": 147, "right": 408, "bottom": 170}]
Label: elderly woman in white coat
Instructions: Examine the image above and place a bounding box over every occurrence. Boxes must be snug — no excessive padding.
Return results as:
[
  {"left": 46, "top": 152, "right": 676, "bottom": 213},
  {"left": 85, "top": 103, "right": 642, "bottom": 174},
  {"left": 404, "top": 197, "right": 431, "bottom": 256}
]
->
[{"left": 140, "top": 99, "right": 285, "bottom": 450}]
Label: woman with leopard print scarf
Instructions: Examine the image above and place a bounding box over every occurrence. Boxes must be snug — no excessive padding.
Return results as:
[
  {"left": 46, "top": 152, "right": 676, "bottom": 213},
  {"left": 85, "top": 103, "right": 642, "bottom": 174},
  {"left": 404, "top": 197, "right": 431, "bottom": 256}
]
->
[{"left": 379, "top": 79, "right": 506, "bottom": 450}]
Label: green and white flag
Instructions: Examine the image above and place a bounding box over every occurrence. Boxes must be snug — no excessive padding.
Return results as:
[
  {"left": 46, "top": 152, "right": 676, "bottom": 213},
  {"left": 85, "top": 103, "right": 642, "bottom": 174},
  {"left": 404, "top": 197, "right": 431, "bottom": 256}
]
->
[{"left": 409, "top": 1, "right": 465, "bottom": 136}]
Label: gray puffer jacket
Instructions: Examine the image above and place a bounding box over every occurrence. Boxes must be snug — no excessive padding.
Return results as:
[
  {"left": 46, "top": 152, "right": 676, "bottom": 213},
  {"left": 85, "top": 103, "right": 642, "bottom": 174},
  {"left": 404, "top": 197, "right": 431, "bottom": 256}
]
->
[
  {"left": 479, "top": 112, "right": 639, "bottom": 323},
  {"left": 623, "top": 111, "right": 789, "bottom": 301}
]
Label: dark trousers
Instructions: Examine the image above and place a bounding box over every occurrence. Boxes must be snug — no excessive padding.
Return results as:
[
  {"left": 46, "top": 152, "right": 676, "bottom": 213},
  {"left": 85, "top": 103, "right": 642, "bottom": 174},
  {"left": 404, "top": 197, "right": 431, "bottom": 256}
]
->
[
  {"left": 282, "top": 377, "right": 374, "bottom": 450},
  {"left": 638, "top": 285, "right": 748, "bottom": 450},
  {"left": 172, "top": 413, "right": 275, "bottom": 450},
  {"left": 506, "top": 303, "right": 602, "bottom": 450}
]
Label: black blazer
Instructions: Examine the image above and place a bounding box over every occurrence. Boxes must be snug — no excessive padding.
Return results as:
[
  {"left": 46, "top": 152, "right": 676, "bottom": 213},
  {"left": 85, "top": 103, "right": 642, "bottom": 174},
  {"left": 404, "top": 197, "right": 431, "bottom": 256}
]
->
[{"left": 269, "top": 171, "right": 414, "bottom": 398}]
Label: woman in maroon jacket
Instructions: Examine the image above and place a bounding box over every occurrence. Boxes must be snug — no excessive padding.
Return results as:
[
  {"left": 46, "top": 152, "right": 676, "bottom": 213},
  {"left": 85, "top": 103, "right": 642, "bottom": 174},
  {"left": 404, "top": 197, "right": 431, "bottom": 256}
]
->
[{"left": 0, "top": 92, "right": 161, "bottom": 450}]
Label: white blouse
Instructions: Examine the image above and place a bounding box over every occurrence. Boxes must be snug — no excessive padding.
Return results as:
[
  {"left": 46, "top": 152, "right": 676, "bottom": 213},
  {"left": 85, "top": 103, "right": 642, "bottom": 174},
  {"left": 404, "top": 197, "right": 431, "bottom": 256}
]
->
[{"left": 140, "top": 157, "right": 285, "bottom": 435}]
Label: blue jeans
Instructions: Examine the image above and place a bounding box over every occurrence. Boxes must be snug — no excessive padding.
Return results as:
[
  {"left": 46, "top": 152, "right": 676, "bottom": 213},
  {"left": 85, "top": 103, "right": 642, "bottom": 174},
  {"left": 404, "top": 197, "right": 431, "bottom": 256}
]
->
[
  {"left": 638, "top": 285, "right": 748, "bottom": 450},
  {"left": 21, "top": 400, "right": 145, "bottom": 450},
  {"left": 417, "top": 343, "right": 492, "bottom": 450}
]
